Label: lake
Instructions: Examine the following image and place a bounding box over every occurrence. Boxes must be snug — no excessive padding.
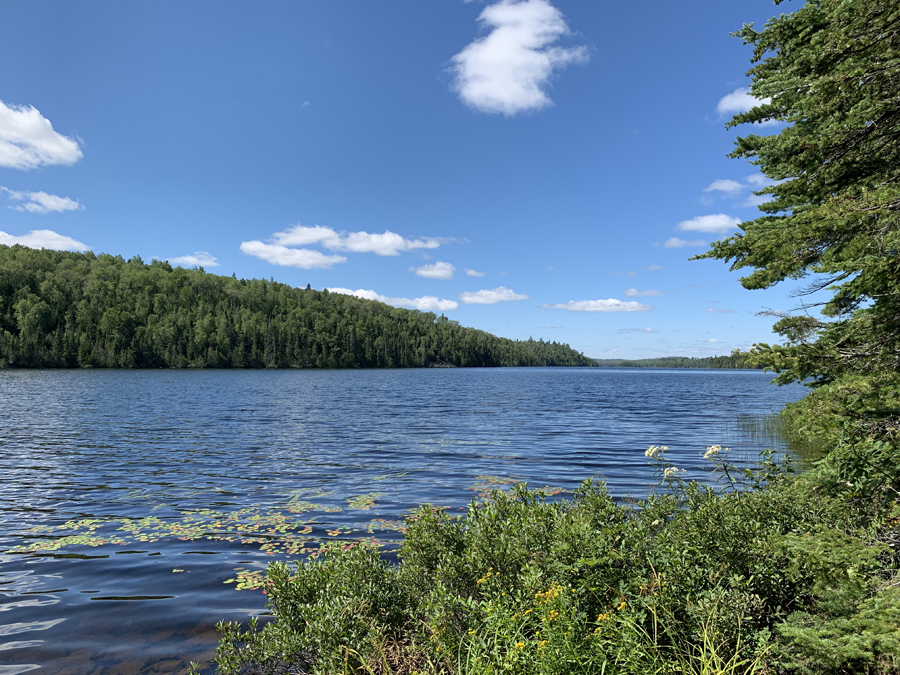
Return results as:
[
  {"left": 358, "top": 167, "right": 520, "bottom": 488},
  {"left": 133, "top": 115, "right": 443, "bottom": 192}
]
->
[{"left": 0, "top": 368, "right": 808, "bottom": 675}]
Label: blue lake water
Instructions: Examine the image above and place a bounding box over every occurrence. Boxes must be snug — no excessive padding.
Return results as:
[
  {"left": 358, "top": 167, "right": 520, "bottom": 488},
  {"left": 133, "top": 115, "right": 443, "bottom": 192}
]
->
[{"left": 0, "top": 368, "right": 808, "bottom": 674}]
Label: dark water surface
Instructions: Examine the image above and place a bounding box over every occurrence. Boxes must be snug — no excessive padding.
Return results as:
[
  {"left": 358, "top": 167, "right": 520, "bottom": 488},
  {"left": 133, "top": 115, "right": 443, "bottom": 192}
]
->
[{"left": 0, "top": 368, "right": 808, "bottom": 674}]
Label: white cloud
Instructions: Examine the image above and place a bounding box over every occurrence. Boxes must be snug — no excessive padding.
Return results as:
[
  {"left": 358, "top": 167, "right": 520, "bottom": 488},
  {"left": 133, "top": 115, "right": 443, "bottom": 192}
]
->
[
  {"left": 704, "top": 179, "right": 743, "bottom": 196},
  {"left": 272, "top": 224, "right": 442, "bottom": 256},
  {"left": 707, "top": 308, "right": 734, "bottom": 314},
  {"left": 1, "top": 187, "right": 83, "bottom": 214},
  {"left": 465, "top": 268, "right": 485, "bottom": 277},
  {"left": 623, "top": 288, "right": 662, "bottom": 297},
  {"left": 616, "top": 326, "right": 658, "bottom": 334},
  {"left": 327, "top": 287, "right": 459, "bottom": 312},
  {"left": 715, "top": 87, "right": 771, "bottom": 116},
  {"left": 0, "top": 100, "right": 83, "bottom": 170},
  {"left": 703, "top": 175, "right": 774, "bottom": 208},
  {"left": 743, "top": 194, "right": 771, "bottom": 208},
  {"left": 168, "top": 251, "right": 219, "bottom": 268},
  {"left": 676, "top": 214, "right": 741, "bottom": 233},
  {"left": 745, "top": 173, "right": 771, "bottom": 188},
  {"left": 645, "top": 265, "right": 663, "bottom": 270},
  {"left": 707, "top": 338, "right": 722, "bottom": 343},
  {"left": 239, "top": 240, "right": 347, "bottom": 269},
  {"left": 541, "top": 298, "right": 653, "bottom": 312},
  {"left": 413, "top": 261, "right": 456, "bottom": 279},
  {"left": 0, "top": 229, "right": 90, "bottom": 251},
  {"left": 459, "top": 286, "right": 529, "bottom": 304},
  {"left": 659, "top": 237, "right": 708, "bottom": 248},
  {"left": 451, "top": 0, "right": 589, "bottom": 115},
  {"left": 271, "top": 224, "right": 337, "bottom": 247}
]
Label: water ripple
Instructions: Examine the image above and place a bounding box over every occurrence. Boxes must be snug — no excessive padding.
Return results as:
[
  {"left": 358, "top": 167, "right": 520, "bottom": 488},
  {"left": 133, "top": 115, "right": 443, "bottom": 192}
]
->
[{"left": 0, "top": 368, "right": 807, "bottom": 673}]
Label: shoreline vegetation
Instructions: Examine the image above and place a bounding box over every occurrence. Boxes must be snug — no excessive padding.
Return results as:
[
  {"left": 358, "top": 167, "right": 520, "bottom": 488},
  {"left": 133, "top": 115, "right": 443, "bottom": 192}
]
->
[
  {"left": 0, "top": 246, "right": 592, "bottom": 370},
  {"left": 594, "top": 354, "right": 759, "bottom": 369},
  {"left": 193, "top": 448, "right": 899, "bottom": 675},
  {"left": 193, "top": 0, "right": 900, "bottom": 673}
]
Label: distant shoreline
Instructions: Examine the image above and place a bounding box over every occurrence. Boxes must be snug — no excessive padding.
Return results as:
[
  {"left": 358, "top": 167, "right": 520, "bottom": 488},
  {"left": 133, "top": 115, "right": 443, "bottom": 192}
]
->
[{"left": 593, "top": 354, "right": 760, "bottom": 369}]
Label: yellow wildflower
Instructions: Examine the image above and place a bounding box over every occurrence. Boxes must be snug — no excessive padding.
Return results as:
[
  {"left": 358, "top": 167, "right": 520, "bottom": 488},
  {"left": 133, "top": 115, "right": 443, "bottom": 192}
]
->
[
  {"left": 541, "top": 609, "right": 560, "bottom": 622},
  {"left": 476, "top": 568, "right": 494, "bottom": 584}
]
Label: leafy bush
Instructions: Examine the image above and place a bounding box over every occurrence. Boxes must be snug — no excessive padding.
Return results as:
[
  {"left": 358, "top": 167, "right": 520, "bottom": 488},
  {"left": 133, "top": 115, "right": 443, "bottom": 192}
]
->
[{"left": 195, "top": 447, "right": 899, "bottom": 674}]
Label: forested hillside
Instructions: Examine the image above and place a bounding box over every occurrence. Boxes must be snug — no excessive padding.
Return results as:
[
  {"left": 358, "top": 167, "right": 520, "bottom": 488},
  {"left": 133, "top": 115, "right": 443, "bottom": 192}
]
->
[
  {"left": 594, "top": 353, "right": 758, "bottom": 369},
  {"left": 0, "top": 246, "right": 593, "bottom": 369}
]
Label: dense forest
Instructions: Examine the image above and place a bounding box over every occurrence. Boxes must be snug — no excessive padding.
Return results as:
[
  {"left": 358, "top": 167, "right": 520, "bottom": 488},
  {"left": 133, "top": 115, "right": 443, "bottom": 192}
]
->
[
  {"left": 594, "top": 353, "right": 758, "bottom": 369},
  {"left": 0, "top": 245, "right": 593, "bottom": 369}
]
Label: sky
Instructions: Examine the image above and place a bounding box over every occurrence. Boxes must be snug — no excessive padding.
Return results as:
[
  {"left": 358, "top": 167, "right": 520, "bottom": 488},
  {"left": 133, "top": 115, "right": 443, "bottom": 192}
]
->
[{"left": 0, "top": 0, "right": 806, "bottom": 359}]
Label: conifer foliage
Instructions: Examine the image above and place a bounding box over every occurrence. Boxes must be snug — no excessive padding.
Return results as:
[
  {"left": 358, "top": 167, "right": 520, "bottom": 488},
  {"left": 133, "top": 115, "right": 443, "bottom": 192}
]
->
[
  {"left": 698, "top": 0, "right": 900, "bottom": 438},
  {"left": 0, "top": 246, "right": 592, "bottom": 369}
]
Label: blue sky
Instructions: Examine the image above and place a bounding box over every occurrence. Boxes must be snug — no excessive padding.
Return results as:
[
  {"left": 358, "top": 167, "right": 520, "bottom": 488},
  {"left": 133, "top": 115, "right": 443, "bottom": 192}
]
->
[{"left": 0, "top": 0, "right": 802, "bottom": 359}]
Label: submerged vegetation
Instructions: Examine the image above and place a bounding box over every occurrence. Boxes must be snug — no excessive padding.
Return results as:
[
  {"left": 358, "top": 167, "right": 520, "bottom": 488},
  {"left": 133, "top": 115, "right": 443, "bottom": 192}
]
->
[
  {"left": 194, "top": 0, "right": 900, "bottom": 672},
  {"left": 0, "top": 246, "right": 592, "bottom": 369}
]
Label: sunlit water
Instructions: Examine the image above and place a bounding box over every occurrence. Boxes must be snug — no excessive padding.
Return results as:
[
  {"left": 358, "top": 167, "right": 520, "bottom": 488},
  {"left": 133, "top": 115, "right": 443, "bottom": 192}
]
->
[{"left": 0, "top": 368, "right": 808, "bottom": 674}]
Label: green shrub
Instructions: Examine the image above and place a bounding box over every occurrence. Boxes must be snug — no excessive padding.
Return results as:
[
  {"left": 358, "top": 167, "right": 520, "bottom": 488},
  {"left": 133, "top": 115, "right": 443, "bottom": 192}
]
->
[{"left": 194, "top": 450, "right": 899, "bottom": 674}]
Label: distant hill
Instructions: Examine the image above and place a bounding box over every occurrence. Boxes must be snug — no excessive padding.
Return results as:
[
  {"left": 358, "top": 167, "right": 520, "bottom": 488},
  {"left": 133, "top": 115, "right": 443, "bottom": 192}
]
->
[
  {"left": 594, "top": 354, "right": 760, "bottom": 369},
  {"left": 0, "top": 245, "right": 594, "bottom": 369}
]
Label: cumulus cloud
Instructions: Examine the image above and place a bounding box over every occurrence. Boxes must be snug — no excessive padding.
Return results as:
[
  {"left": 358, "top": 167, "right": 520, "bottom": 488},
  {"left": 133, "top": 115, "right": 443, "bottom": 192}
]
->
[
  {"left": 0, "top": 100, "right": 83, "bottom": 170},
  {"left": 465, "top": 268, "right": 485, "bottom": 277},
  {"left": 0, "top": 229, "right": 90, "bottom": 251},
  {"left": 715, "top": 87, "right": 771, "bottom": 116},
  {"left": 412, "top": 261, "right": 456, "bottom": 279},
  {"left": 327, "top": 287, "right": 459, "bottom": 312},
  {"left": 239, "top": 240, "right": 346, "bottom": 269},
  {"left": 658, "top": 237, "right": 708, "bottom": 249},
  {"left": 676, "top": 214, "right": 741, "bottom": 234},
  {"left": 744, "top": 194, "right": 771, "bottom": 208},
  {"left": 451, "top": 0, "right": 589, "bottom": 115},
  {"left": 168, "top": 251, "right": 219, "bottom": 268},
  {"left": 707, "top": 307, "right": 734, "bottom": 314},
  {"left": 745, "top": 173, "right": 770, "bottom": 188},
  {"left": 623, "top": 288, "right": 662, "bottom": 297},
  {"left": 272, "top": 224, "right": 442, "bottom": 256},
  {"left": 459, "top": 286, "right": 529, "bottom": 304},
  {"left": 616, "top": 326, "right": 658, "bottom": 334},
  {"left": 704, "top": 179, "right": 743, "bottom": 196},
  {"left": 1, "top": 187, "right": 83, "bottom": 214},
  {"left": 703, "top": 174, "right": 775, "bottom": 208},
  {"left": 541, "top": 298, "right": 653, "bottom": 313}
]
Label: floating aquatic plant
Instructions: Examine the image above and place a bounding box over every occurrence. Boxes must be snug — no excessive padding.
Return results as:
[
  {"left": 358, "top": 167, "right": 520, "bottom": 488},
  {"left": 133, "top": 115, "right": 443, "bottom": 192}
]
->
[{"left": 346, "top": 493, "right": 384, "bottom": 510}]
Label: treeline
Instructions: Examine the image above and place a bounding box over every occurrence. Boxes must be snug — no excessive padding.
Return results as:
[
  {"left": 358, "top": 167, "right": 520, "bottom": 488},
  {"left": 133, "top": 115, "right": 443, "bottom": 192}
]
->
[
  {"left": 0, "top": 245, "right": 593, "bottom": 369},
  {"left": 594, "top": 353, "right": 758, "bottom": 369}
]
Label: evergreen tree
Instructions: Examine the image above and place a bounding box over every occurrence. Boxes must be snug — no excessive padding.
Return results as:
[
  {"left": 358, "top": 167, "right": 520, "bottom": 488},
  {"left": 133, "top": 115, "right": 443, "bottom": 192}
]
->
[{"left": 697, "top": 0, "right": 900, "bottom": 437}]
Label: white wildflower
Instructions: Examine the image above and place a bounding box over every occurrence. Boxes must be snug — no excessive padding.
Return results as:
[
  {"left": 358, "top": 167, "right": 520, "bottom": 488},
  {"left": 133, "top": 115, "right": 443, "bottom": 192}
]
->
[
  {"left": 703, "top": 445, "right": 723, "bottom": 460},
  {"left": 645, "top": 445, "right": 667, "bottom": 459},
  {"left": 663, "top": 467, "right": 680, "bottom": 479}
]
